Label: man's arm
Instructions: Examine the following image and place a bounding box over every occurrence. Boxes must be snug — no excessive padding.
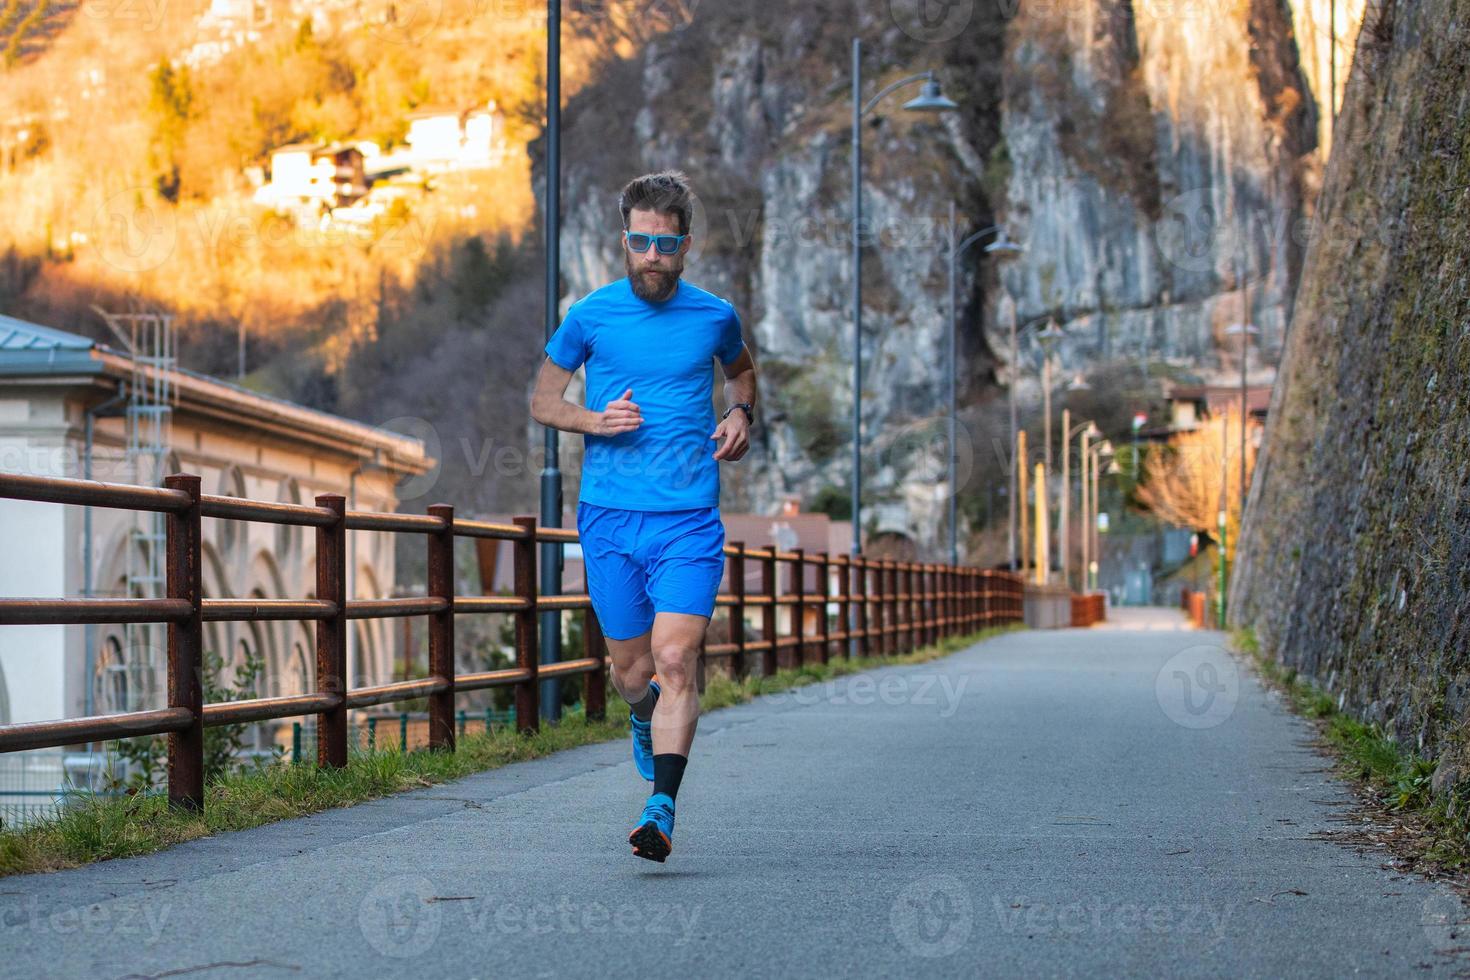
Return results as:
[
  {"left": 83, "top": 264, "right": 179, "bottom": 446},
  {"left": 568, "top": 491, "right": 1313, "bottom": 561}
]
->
[
  {"left": 530, "top": 357, "right": 642, "bottom": 436},
  {"left": 710, "top": 346, "right": 757, "bottom": 461}
]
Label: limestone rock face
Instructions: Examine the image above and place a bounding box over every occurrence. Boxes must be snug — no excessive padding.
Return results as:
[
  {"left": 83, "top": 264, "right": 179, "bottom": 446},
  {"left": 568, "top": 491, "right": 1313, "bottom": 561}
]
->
[{"left": 544, "top": 2, "right": 1322, "bottom": 555}]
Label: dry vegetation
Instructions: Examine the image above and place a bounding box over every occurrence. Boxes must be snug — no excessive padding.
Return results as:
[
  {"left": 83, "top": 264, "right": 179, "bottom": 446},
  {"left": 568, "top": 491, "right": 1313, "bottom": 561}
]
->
[{"left": 0, "top": 0, "right": 647, "bottom": 395}]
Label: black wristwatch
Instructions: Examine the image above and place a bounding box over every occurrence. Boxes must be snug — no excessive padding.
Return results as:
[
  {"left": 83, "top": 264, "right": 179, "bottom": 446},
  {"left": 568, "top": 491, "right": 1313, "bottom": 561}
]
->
[{"left": 722, "top": 402, "right": 754, "bottom": 425}]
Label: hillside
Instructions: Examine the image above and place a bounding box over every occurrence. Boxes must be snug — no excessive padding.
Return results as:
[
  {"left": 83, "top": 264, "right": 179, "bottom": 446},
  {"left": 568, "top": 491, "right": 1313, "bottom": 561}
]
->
[
  {"left": 0, "top": 0, "right": 1357, "bottom": 555},
  {"left": 1232, "top": 0, "right": 1470, "bottom": 793}
]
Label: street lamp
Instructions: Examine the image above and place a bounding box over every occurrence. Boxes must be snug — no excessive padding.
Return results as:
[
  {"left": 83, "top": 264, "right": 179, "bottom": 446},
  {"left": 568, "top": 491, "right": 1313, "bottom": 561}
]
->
[
  {"left": 850, "top": 37, "right": 957, "bottom": 654},
  {"left": 1087, "top": 438, "right": 1115, "bottom": 592},
  {"left": 1224, "top": 321, "right": 1260, "bottom": 513},
  {"left": 1006, "top": 311, "right": 1058, "bottom": 572},
  {"left": 1060, "top": 412, "right": 1096, "bottom": 591},
  {"left": 945, "top": 203, "right": 1023, "bottom": 566}
]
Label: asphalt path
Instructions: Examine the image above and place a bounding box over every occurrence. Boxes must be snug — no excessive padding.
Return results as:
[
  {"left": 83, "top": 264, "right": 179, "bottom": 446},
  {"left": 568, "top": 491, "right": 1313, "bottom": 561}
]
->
[{"left": 4, "top": 614, "right": 1467, "bottom": 978}]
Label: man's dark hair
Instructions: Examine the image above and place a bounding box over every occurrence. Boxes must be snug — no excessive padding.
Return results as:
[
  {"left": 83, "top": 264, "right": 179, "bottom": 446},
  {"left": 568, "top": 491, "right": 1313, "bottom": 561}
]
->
[{"left": 618, "top": 170, "right": 694, "bottom": 234}]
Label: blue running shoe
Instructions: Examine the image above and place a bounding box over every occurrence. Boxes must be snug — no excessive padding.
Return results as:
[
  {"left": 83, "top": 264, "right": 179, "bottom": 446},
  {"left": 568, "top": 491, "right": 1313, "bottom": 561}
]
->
[
  {"left": 629, "top": 679, "right": 660, "bottom": 781},
  {"left": 629, "top": 792, "right": 675, "bottom": 862}
]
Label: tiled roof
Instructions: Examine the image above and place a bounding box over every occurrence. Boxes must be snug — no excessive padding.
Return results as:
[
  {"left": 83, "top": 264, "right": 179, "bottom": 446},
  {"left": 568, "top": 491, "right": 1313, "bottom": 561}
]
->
[{"left": 0, "top": 315, "right": 95, "bottom": 351}]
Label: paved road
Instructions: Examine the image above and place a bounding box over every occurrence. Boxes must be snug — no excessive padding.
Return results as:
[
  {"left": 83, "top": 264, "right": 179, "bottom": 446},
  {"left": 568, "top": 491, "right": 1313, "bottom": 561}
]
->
[{"left": 4, "top": 618, "right": 1467, "bottom": 978}]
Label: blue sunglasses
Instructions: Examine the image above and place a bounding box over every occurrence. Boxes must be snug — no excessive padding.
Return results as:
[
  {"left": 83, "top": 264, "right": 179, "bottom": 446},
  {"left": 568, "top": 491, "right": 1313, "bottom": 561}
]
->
[{"left": 624, "top": 231, "right": 687, "bottom": 255}]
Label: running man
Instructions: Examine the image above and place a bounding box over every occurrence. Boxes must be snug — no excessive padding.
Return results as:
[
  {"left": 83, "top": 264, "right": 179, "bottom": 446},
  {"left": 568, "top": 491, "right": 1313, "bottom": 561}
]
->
[{"left": 529, "top": 170, "right": 758, "bottom": 862}]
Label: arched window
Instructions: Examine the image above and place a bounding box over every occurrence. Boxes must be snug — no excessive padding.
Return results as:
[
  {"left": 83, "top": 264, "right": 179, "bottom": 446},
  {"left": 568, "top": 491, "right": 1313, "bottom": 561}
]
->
[
  {"left": 95, "top": 636, "right": 130, "bottom": 715},
  {"left": 275, "top": 478, "right": 302, "bottom": 563},
  {"left": 216, "top": 466, "right": 248, "bottom": 558}
]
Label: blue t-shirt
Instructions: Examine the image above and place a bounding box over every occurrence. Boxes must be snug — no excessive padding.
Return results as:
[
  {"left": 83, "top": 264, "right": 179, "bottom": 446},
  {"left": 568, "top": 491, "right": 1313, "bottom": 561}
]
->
[{"left": 544, "top": 277, "right": 747, "bottom": 511}]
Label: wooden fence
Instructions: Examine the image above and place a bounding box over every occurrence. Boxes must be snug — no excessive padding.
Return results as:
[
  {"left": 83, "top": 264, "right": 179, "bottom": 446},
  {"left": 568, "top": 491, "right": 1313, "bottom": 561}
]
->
[{"left": 0, "top": 471, "right": 1023, "bottom": 813}]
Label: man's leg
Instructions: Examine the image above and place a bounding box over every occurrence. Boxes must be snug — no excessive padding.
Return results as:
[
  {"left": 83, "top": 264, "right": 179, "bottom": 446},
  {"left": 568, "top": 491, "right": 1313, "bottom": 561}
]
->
[
  {"left": 627, "top": 611, "right": 706, "bottom": 862},
  {"left": 648, "top": 611, "right": 707, "bottom": 759},
  {"left": 604, "top": 630, "right": 656, "bottom": 714}
]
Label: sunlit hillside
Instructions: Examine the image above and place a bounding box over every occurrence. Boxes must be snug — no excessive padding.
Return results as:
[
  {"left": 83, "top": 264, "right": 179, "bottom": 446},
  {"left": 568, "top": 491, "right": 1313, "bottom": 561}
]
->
[{"left": 0, "top": 0, "right": 647, "bottom": 375}]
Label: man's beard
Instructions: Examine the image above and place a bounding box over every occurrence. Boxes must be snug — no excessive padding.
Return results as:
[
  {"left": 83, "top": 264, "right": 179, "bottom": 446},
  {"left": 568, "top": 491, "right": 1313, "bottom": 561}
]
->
[{"left": 625, "top": 251, "right": 682, "bottom": 302}]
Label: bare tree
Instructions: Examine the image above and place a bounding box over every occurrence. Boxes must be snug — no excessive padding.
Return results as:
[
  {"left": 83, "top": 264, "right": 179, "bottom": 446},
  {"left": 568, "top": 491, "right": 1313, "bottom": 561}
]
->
[{"left": 1135, "top": 407, "right": 1259, "bottom": 553}]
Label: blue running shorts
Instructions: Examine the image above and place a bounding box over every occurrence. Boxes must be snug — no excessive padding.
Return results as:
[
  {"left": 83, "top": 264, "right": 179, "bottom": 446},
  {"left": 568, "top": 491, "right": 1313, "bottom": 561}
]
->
[{"left": 575, "top": 501, "right": 727, "bottom": 641}]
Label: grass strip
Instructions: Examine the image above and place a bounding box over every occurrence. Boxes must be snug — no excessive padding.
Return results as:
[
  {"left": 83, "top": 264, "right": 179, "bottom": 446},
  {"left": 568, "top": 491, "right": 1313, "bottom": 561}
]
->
[
  {"left": 1233, "top": 626, "right": 1469, "bottom": 869},
  {"left": 0, "top": 624, "right": 1021, "bottom": 877}
]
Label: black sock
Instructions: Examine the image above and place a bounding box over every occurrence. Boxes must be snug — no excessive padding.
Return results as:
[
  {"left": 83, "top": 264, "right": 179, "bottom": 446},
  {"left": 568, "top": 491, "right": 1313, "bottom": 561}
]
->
[
  {"left": 653, "top": 754, "right": 688, "bottom": 801},
  {"left": 627, "top": 683, "right": 658, "bottom": 722}
]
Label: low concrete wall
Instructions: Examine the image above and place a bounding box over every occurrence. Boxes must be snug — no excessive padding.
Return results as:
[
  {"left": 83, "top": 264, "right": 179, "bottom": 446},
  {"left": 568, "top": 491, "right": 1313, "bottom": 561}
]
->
[{"left": 1024, "top": 585, "right": 1073, "bottom": 629}]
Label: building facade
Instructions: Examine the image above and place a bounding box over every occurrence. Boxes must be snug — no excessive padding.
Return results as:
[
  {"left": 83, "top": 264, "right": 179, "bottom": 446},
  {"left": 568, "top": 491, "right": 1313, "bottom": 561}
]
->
[{"left": 0, "top": 314, "right": 430, "bottom": 737}]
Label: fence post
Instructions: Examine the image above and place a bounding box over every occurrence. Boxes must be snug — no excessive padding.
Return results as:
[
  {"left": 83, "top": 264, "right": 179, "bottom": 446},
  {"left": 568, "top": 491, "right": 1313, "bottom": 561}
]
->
[
  {"left": 943, "top": 564, "right": 953, "bottom": 638},
  {"left": 427, "top": 504, "right": 455, "bottom": 752},
  {"left": 163, "top": 473, "right": 203, "bottom": 812},
  {"left": 792, "top": 548, "right": 805, "bottom": 668},
  {"left": 837, "top": 556, "right": 851, "bottom": 660},
  {"left": 761, "top": 547, "right": 778, "bottom": 677},
  {"left": 893, "top": 564, "right": 905, "bottom": 655},
  {"left": 315, "top": 493, "right": 348, "bottom": 769},
  {"left": 855, "top": 558, "right": 870, "bottom": 658},
  {"left": 921, "top": 564, "right": 933, "bottom": 646},
  {"left": 585, "top": 608, "right": 607, "bottom": 721},
  {"left": 513, "top": 515, "right": 540, "bottom": 733},
  {"left": 817, "top": 552, "right": 830, "bottom": 665},
  {"left": 730, "top": 542, "right": 747, "bottom": 680}
]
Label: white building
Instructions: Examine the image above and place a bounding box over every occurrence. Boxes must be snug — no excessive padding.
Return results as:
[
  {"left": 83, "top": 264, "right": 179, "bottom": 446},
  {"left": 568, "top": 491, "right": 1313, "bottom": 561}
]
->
[
  {"left": 406, "top": 101, "right": 508, "bottom": 171},
  {"left": 255, "top": 142, "right": 368, "bottom": 212},
  {"left": 0, "top": 315, "right": 431, "bottom": 809}
]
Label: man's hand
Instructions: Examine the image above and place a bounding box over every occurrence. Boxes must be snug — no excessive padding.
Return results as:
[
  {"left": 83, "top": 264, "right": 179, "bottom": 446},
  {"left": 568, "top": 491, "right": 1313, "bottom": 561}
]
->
[
  {"left": 710, "top": 409, "right": 750, "bottom": 461},
  {"left": 593, "top": 387, "right": 642, "bottom": 436}
]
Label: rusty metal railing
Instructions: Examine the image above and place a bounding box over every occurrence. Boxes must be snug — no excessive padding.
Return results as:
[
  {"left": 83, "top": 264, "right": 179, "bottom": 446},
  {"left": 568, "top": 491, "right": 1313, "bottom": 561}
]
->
[{"left": 0, "top": 470, "right": 1024, "bottom": 813}]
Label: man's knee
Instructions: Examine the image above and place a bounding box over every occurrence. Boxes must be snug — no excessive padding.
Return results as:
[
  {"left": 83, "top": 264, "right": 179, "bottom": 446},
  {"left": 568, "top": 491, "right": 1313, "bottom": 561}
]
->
[{"left": 651, "top": 643, "right": 699, "bottom": 691}]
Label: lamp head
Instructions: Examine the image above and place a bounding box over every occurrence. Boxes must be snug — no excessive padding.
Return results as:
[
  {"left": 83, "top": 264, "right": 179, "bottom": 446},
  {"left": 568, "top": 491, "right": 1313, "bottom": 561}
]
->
[
  {"left": 984, "top": 230, "right": 1025, "bottom": 257},
  {"left": 903, "top": 77, "right": 959, "bottom": 112},
  {"left": 1037, "top": 321, "right": 1066, "bottom": 345}
]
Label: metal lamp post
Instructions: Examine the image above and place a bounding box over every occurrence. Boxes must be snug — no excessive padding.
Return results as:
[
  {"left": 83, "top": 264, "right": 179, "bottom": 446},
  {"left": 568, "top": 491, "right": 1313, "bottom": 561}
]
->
[
  {"left": 1088, "top": 439, "right": 1115, "bottom": 592},
  {"left": 945, "top": 203, "right": 1023, "bottom": 565},
  {"left": 539, "top": 0, "right": 564, "bottom": 721},
  {"left": 850, "top": 38, "right": 958, "bottom": 575},
  {"left": 1060, "top": 413, "right": 1096, "bottom": 591},
  {"left": 1225, "top": 320, "right": 1260, "bottom": 513},
  {"left": 1006, "top": 312, "right": 1058, "bottom": 572}
]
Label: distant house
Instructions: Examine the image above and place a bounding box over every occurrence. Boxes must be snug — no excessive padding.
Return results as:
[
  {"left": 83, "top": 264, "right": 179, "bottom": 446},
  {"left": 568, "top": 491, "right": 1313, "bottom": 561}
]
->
[
  {"left": 406, "top": 107, "right": 466, "bottom": 165},
  {"left": 1164, "top": 381, "right": 1273, "bottom": 432},
  {"left": 199, "top": 0, "right": 270, "bottom": 30},
  {"left": 255, "top": 142, "right": 367, "bottom": 211},
  {"left": 406, "top": 101, "right": 508, "bottom": 171}
]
